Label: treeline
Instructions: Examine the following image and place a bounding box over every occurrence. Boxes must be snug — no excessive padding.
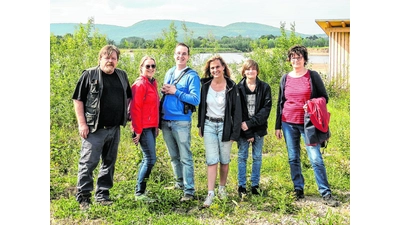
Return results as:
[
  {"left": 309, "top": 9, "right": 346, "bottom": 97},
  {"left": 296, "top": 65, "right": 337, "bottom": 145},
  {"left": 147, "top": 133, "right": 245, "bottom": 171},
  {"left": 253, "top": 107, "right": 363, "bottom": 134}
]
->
[{"left": 118, "top": 33, "right": 328, "bottom": 52}]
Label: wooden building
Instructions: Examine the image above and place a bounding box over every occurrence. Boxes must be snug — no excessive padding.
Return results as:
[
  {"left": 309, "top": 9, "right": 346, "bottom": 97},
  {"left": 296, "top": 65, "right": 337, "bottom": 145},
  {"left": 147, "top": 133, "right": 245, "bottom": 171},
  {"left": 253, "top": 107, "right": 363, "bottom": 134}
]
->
[{"left": 315, "top": 19, "right": 350, "bottom": 87}]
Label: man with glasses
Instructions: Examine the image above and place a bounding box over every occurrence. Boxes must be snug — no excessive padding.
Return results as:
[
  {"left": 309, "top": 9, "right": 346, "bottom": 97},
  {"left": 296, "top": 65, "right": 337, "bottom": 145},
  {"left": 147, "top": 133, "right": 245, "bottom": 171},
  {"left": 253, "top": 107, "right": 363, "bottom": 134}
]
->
[
  {"left": 72, "top": 45, "right": 132, "bottom": 210},
  {"left": 160, "top": 43, "right": 201, "bottom": 201}
]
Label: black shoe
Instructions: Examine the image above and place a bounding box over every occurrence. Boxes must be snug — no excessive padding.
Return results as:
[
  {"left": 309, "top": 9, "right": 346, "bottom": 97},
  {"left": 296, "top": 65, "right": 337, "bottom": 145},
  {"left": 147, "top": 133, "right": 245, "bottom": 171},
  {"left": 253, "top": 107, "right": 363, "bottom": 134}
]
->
[
  {"left": 322, "top": 194, "right": 340, "bottom": 207},
  {"left": 294, "top": 189, "right": 304, "bottom": 200},
  {"left": 251, "top": 185, "right": 260, "bottom": 195},
  {"left": 79, "top": 198, "right": 91, "bottom": 210},
  {"left": 238, "top": 186, "right": 247, "bottom": 198}
]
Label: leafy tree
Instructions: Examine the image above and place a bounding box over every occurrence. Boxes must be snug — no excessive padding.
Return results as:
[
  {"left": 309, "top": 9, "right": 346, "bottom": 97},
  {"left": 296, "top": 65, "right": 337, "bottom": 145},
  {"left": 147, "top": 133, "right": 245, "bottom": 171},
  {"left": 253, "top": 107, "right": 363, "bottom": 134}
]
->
[
  {"left": 50, "top": 18, "right": 110, "bottom": 180},
  {"left": 249, "top": 22, "right": 302, "bottom": 96},
  {"left": 50, "top": 18, "right": 108, "bottom": 131}
]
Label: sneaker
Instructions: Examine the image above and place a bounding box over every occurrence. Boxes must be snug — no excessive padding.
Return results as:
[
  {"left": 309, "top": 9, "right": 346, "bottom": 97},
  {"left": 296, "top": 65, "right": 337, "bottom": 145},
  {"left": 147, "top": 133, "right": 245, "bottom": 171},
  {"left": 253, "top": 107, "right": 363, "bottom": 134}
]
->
[
  {"left": 218, "top": 186, "right": 227, "bottom": 199},
  {"left": 294, "top": 189, "right": 304, "bottom": 200},
  {"left": 96, "top": 199, "right": 113, "bottom": 206},
  {"left": 135, "top": 194, "right": 156, "bottom": 203},
  {"left": 251, "top": 185, "right": 260, "bottom": 195},
  {"left": 238, "top": 186, "right": 247, "bottom": 198},
  {"left": 164, "top": 183, "right": 184, "bottom": 190},
  {"left": 322, "top": 194, "right": 340, "bottom": 207},
  {"left": 203, "top": 193, "right": 215, "bottom": 207},
  {"left": 79, "top": 198, "right": 91, "bottom": 211},
  {"left": 180, "top": 194, "right": 194, "bottom": 202}
]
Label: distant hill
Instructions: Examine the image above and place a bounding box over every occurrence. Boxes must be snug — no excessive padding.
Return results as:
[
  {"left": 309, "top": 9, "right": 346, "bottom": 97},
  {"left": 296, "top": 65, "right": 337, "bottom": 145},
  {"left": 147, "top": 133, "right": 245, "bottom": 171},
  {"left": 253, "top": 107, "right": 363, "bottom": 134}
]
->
[{"left": 50, "top": 19, "right": 327, "bottom": 45}]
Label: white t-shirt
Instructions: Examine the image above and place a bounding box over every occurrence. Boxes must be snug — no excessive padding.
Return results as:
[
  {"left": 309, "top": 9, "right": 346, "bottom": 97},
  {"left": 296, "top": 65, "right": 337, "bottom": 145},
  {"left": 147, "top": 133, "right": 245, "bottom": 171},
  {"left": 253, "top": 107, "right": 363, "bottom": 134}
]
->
[{"left": 206, "top": 87, "right": 225, "bottom": 118}]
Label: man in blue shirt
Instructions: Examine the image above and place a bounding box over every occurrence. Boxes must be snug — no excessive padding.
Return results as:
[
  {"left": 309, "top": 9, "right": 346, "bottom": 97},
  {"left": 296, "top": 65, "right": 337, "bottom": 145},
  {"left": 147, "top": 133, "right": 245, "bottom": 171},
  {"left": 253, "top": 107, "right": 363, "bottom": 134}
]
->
[{"left": 160, "top": 43, "right": 201, "bottom": 202}]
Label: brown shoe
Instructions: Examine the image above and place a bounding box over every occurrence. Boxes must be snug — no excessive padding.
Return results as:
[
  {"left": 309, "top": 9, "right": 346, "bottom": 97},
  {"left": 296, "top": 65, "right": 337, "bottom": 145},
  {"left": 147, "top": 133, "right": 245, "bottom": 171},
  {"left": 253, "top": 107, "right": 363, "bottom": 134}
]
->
[
  {"left": 322, "top": 194, "right": 340, "bottom": 207},
  {"left": 97, "top": 199, "right": 113, "bottom": 206},
  {"left": 180, "top": 194, "right": 194, "bottom": 202},
  {"left": 164, "top": 183, "right": 184, "bottom": 190},
  {"left": 79, "top": 198, "right": 91, "bottom": 211}
]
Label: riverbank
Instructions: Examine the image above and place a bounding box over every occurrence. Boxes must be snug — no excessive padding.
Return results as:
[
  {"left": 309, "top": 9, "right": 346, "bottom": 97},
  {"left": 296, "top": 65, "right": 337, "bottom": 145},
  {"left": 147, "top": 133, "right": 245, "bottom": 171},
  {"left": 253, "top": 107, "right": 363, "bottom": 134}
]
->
[
  {"left": 308, "top": 47, "right": 329, "bottom": 56},
  {"left": 308, "top": 47, "right": 329, "bottom": 74}
]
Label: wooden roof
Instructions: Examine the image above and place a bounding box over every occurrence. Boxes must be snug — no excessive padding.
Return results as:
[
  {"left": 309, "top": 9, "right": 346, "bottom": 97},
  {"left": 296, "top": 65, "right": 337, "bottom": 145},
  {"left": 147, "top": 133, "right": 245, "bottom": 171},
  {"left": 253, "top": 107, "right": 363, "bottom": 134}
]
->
[{"left": 315, "top": 19, "right": 350, "bottom": 35}]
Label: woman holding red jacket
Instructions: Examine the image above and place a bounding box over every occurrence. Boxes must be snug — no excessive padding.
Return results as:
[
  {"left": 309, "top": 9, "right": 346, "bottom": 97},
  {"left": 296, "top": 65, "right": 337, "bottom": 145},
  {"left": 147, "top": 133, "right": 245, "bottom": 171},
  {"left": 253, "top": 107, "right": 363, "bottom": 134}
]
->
[{"left": 275, "top": 45, "right": 339, "bottom": 207}]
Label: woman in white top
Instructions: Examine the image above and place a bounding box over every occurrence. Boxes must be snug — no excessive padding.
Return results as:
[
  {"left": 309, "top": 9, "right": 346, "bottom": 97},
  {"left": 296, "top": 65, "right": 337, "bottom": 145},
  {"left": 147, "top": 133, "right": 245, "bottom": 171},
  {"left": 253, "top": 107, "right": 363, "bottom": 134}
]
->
[{"left": 197, "top": 55, "right": 242, "bottom": 207}]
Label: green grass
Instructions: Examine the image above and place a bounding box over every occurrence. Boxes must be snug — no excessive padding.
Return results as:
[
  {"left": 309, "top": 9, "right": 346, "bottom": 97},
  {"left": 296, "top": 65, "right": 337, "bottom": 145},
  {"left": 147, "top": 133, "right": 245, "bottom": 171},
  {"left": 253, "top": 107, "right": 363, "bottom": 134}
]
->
[{"left": 50, "top": 92, "right": 350, "bottom": 225}]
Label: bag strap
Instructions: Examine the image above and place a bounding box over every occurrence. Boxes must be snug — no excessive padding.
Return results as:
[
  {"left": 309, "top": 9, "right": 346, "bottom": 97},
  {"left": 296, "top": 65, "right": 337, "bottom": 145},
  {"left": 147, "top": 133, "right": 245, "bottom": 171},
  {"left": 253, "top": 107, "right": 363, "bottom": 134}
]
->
[{"left": 172, "top": 67, "right": 191, "bottom": 85}]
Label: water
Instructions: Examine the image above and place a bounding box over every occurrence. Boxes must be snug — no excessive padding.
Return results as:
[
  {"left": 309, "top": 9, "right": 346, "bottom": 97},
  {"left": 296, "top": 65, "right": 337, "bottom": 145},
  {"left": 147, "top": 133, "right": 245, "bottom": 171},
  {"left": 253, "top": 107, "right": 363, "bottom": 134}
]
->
[{"left": 193, "top": 53, "right": 328, "bottom": 65}]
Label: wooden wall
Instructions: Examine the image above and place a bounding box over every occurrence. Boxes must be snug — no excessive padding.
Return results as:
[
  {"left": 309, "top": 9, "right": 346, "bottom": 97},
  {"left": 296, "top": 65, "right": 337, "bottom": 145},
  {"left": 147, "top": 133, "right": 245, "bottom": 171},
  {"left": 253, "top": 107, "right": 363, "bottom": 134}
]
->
[{"left": 328, "top": 29, "right": 350, "bottom": 87}]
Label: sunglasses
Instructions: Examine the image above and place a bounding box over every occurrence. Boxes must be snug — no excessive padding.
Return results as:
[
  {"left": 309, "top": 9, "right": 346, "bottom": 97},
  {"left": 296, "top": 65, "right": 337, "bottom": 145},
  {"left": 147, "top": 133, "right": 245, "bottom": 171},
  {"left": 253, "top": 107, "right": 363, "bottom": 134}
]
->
[{"left": 145, "top": 64, "right": 156, "bottom": 69}]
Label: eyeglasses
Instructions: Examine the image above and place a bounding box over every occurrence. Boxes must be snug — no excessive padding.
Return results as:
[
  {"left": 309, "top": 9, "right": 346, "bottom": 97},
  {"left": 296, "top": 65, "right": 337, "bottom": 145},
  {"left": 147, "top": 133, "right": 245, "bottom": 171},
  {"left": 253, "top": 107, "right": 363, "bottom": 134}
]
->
[
  {"left": 144, "top": 64, "right": 156, "bottom": 69},
  {"left": 291, "top": 56, "right": 303, "bottom": 61},
  {"left": 174, "top": 52, "right": 188, "bottom": 56}
]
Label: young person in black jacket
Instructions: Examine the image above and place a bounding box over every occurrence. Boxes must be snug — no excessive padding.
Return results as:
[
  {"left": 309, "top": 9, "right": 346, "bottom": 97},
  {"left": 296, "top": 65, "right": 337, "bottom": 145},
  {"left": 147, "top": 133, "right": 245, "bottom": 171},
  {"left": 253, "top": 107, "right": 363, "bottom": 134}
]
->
[{"left": 236, "top": 59, "right": 272, "bottom": 198}]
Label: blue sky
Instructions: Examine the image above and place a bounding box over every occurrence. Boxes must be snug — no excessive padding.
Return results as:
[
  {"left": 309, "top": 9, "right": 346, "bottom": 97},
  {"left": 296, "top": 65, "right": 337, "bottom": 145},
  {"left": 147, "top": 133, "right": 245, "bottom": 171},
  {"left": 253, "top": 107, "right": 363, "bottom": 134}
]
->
[{"left": 50, "top": 0, "right": 350, "bottom": 35}]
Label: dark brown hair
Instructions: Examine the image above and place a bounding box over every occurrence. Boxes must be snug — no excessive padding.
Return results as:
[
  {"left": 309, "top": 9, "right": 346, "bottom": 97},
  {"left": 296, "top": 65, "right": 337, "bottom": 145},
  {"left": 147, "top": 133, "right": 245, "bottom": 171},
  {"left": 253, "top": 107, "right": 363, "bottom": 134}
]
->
[
  {"left": 287, "top": 45, "right": 308, "bottom": 66},
  {"left": 175, "top": 42, "right": 190, "bottom": 55}
]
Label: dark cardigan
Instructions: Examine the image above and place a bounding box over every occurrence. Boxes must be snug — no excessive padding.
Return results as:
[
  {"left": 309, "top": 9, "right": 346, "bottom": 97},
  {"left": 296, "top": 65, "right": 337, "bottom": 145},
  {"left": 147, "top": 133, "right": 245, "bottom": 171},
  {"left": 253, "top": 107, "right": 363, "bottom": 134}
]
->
[{"left": 275, "top": 70, "right": 329, "bottom": 130}]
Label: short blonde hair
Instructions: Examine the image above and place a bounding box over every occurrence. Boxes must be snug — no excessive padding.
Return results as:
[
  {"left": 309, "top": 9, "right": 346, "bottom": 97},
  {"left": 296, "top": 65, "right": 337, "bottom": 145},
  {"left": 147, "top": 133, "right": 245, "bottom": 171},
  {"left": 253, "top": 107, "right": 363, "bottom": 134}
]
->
[{"left": 139, "top": 55, "right": 156, "bottom": 74}]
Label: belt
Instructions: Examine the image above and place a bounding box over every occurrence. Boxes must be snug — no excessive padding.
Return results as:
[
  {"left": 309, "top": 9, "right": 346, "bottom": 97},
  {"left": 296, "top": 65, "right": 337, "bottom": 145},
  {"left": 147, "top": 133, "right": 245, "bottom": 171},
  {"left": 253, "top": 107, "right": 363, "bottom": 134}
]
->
[
  {"left": 101, "top": 125, "right": 115, "bottom": 129},
  {"left": 206, "top": 116, "right": 224, "bottom": 122}
]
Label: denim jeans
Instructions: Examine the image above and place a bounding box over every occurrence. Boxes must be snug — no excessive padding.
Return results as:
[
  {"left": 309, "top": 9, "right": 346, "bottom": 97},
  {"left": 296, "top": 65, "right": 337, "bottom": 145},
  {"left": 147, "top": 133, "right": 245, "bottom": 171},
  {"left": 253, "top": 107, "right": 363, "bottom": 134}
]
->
[
  {"left": 281, "top": 122, "right": 332, "bottom": 197},
  {"left": 135, "top": 128, "right": 157, "bottom": 195},
  {"left": 76, "top": 126, "right": 120, "bottom": 203},
  {"left": 203, "top": 120, "right": 232, "bottom": 165},
  {"left": 161, "top": 120, "right": 195, "bottom": 196},
  {"left": 237, "top": 135, "right": 263, "bottom": 188}
]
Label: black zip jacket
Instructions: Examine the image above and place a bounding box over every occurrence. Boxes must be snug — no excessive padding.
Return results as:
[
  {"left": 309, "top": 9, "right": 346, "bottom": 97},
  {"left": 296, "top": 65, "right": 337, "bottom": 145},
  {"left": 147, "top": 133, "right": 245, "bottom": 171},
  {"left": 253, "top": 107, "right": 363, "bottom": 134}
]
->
[
  {"left": 237, "top": 76, "right": 272, "bottom": 139},
  {"left": 197, "top": 76, "right": 242, "bottom": 142}
]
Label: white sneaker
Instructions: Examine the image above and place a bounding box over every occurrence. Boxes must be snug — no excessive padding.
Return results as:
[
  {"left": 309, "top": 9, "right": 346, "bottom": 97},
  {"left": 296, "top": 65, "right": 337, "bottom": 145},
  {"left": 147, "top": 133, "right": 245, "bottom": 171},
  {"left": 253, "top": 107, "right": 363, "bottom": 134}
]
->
[
  {"left": 203, "top": 193, "right": 215, "bottom": 207},
  {"left": 218, "top": 186, "right": 227, "bottom": 199}
]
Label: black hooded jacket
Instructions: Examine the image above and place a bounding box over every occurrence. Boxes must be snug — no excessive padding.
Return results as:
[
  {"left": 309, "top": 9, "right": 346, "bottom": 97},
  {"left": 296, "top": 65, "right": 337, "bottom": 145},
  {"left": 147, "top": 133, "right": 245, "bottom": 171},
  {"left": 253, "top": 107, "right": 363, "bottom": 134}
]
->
[
  {"left": 237, "top": 76, "right": 272, "bottom": 139},
  {"left": 197, "top": 76, "right": 242, "bottom": 142}
]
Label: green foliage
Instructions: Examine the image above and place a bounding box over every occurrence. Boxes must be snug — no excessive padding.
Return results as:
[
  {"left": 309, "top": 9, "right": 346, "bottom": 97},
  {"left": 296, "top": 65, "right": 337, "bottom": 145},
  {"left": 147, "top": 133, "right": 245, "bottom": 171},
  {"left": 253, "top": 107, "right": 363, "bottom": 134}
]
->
[
  {"left": 118, "top": 25, "right": 327, "bottom": 53},
  {"left": 249, "top": 22, "right": 303, "bottom": 96},
  {"left": 50, "top": 20, "right": 350, "bottom": 224}
]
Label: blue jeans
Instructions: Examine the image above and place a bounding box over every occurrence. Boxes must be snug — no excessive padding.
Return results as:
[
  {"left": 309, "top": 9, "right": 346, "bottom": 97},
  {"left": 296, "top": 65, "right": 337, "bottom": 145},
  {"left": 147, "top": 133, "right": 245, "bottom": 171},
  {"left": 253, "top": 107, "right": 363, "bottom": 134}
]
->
[
  {"left": 161, "top": 120, "right": 195, "bottom": 196},
  {"left": 203, "top": 120, "right": 232, "bottom": 165},
  {"left": 135, "top": 128, "right": 157, "bottom": 195},
  {"left": 282, "top": 122, "right": 332, "bottom": 197},
  {"left": 237, "top": 135, "right": 263, "bottom": 188},
  {"left": 76, "top": 126, "right": 120, "bottom": 203}
]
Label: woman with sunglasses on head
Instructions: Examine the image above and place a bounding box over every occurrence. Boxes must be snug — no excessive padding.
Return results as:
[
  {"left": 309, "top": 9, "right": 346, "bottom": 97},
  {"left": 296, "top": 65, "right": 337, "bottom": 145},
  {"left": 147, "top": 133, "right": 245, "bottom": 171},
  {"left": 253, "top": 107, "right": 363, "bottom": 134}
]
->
[
  {"left": 275, "top": 45, "right": 339, "bottom": 207},
  {"left": 130, "top": 55, "right": 160, "bottom": 203}
]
